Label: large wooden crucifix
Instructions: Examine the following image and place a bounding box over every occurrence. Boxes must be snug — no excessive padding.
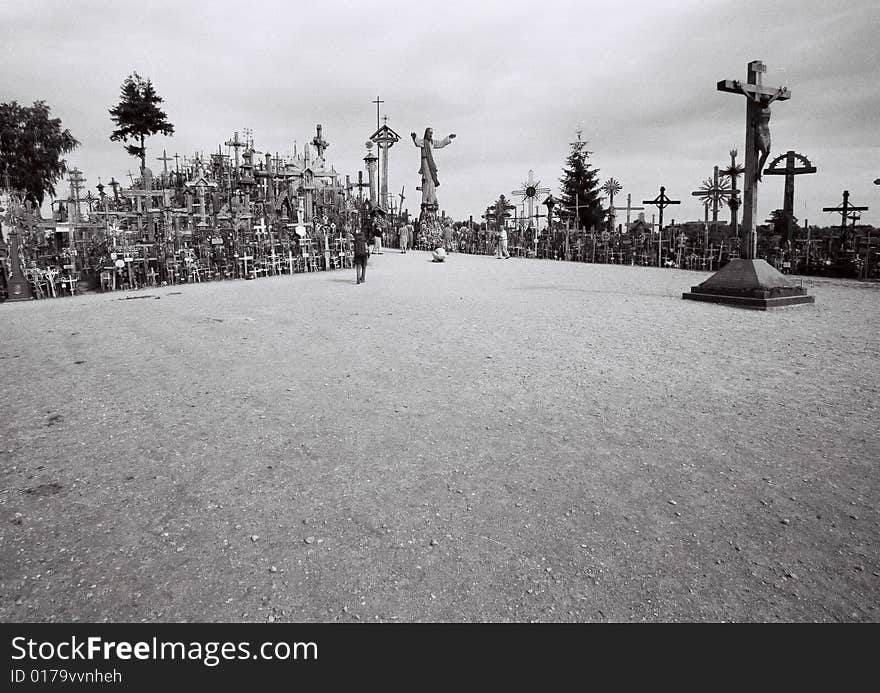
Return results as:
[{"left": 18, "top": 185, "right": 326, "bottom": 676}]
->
[
  {"left": 717, "top": 60, "right": 790, "bottom": 259},
  {"left": 642, "top": 186, "right": 680, "bottom": 266},
  {"left": 763, "top": 150, "right": 816, "bottom": 250},
  {"left": 823, "top": 190, "right": 868, "bottom": 249}
]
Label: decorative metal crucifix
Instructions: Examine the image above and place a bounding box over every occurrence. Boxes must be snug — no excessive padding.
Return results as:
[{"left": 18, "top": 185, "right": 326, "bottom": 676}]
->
[
  {"left": 601, "top": 178, "right": 622, "bottom": 231},
  {"left": 643, "top": 186, "right": 680, "bottom": 266},
  {"left": 719, "top": 149, "right": 745, "bottom": 240},
  {"left": 717, "top": 60, "right": 790, "bottom": 259},
  {"left": 691, "top": 166, "right": 732, "bottom": 250},
  {"left": 511, "top": 170, "right": 551, "bottom": 231},
  {"left": 763, "top": 150, "right": 816, "bottom": 250}
]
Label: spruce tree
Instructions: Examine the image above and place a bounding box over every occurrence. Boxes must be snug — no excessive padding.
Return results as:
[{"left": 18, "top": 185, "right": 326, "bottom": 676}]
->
[
  {"left": 558, "top": 129, "right": 603, "bottom": 231},
  {"left": 109, "top": 72, "right": 174, "bottom": 173}
]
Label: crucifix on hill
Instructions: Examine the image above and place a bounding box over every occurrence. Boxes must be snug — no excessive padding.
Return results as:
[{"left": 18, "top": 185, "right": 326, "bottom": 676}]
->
[
  {"left": 720, "top": 149, "right": 745, "bottom": 239},
  {"left": 717, "top": 60, "right": 790, "bottom": 259},
  {"left": 225, "top": 131, "right": 246, "bottom": 178},
  {"left": 613, "top": 193, "right": 644, "bottom": 232},
  {"left": 157, "top": 149, "right": 173, "bottom": 179},
  {"left": 763, "top": 150, "right": 816, "bottom": 250},
  {"left": 643, "top": 186, "right": 680, "bottom": 266},
  {"left": 312, "top": 124, "right": 329, "bottom": 159},
  {"left": 823, "top": 190, "right": 868, "bottom": 250}
]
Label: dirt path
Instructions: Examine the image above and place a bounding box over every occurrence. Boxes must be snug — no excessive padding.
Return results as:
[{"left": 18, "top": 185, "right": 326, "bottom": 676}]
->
[{"left": 1, "top": 252, "right": 878, "bottom": 622}]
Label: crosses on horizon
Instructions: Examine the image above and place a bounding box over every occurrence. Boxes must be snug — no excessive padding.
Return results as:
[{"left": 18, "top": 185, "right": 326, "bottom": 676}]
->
[{"left": 823, "top": 190, "right": 868, "bottom": 247}]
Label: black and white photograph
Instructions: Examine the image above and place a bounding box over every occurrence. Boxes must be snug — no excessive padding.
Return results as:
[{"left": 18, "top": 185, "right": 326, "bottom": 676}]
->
[{"left": 1, "top": 0, "right": 878, "bottom": 675}]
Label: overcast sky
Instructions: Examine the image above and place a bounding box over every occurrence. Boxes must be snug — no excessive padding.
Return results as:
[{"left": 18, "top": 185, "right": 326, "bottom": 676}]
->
[{"left": 3, "top": 0, "right": 878, "bottom": 227}]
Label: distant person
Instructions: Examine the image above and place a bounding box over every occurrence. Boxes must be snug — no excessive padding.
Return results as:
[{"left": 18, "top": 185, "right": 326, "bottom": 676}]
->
[
  {"left": 371, "top": 217, "right": 383, "bottom": 255},
  {"left": 399, "top": 222, "right": 410, "bottom": 253},
  {"left": 352, "top": 227, "right": 369, "bottom": 284},
  {"left": 443, "top": 223, "right": 454, "bottom": 252},
  {"left": 496, "top": 225, "right": 510, "bottom": 259}
]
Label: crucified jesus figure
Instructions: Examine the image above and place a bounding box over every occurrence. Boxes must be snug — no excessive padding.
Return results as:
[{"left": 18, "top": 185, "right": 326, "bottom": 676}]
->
[{"left": 733, "top": 80, "right": 787, "bottom": 182}]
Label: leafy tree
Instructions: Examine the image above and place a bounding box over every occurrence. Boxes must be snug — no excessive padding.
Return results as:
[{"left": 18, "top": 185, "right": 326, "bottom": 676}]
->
[
  {"left": 766, "top": 208, "right": 799, "bottom": 245},
  {"left": 0, "top": 100, "right": 79, "bottom": 205},
  {"left": 109, "top": 72, "right": 174, "bottom": 173},
  {"left": 558, "top": 129, "right": 603, "bottom": 231}
]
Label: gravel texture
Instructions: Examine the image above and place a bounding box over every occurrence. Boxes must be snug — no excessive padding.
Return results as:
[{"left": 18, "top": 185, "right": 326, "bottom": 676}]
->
[{"left": 1, "top": 251, "right": 878, "bottom": 622}]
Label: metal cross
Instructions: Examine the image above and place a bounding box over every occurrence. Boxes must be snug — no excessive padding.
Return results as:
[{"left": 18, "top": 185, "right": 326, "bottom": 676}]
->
[{"left": 643, "top": 186, "right": 681, "bottom": 266}]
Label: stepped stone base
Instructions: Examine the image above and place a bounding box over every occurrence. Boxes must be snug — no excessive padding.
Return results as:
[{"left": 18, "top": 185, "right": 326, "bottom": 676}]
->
[{"left": 682, "top": 259, "right": 815, "bottom": 310}]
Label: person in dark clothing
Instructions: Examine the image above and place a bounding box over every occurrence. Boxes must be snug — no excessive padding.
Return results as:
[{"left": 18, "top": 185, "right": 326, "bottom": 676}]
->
[{"left": 352, "top": 228, "right": 368, "bottom": 284}]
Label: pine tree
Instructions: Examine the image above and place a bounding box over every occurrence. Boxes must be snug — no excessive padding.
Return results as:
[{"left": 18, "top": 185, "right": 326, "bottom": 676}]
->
[
  {"left": 0, "top": 100, "right": 79, "bottom": 205},
  {"left": 109, "top": 72, "right": 174, "bottom": 173},
  {"left": 558, "top": 128, "right": 603, "bottom": 231}
]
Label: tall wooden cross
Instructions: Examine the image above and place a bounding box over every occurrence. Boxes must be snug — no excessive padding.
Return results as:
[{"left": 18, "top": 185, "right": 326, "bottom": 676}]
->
[
  {"left": 157, "top": 149, "right": 173, "bottom": 177},
  {"left": 372, "top": 96, "right": 384, "bottom": 133},
  {"left": 312, "top": 124, "right": 329, "bottom": 159},
  {"left": 398, "top": 186, "right": 406, "bottom": 218},
  {"left": 643, "top": 186, "right": 680, "bottom": 266},
  {"left": 717, "top": 60, "right": 791, "bottom": 259},
  {"left": 763, "top": 150, "right": 816, "bottom": 249},
  {"left": 823, "top": 190, "right": 868, "bottom": 249},
  {"left": 613, "top": 193, "right": 645, "bottom": 231},
  {"left": 353, "top": 170, "right": 369, "bottom": 202},
  {"left": 225, "top": 131, "right": 246, "bottom": 175}
]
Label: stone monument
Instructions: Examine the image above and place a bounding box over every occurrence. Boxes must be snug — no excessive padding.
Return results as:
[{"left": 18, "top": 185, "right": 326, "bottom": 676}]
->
[{"left": 411, "top": 127, "right": 455, "bottom": 239}]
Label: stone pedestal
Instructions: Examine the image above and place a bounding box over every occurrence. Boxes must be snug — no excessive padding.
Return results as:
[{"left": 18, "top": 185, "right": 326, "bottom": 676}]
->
[{"left": 682, "top": 259, "right": 814, "bottom": 310}]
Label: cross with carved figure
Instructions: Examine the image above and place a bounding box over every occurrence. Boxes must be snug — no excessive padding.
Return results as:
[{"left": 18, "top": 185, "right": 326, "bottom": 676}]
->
[{"left": 717, "top": 60, "right": 790, "bottom": 259}]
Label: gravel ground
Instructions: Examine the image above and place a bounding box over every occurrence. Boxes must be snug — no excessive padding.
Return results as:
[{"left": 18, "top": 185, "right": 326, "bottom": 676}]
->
[{"left": 1, "top": 251, "right": 878, "bottom": 622}]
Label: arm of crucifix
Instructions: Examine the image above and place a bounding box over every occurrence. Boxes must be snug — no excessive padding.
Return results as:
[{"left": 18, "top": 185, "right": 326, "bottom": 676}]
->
[
  {"left": 732, "top": 80, "right": 758, "bottom": 102},
  {"left": 765, "top": 87, "right": 787, "bottom": 105},
  {"left": 411, "top": 133, "right": 423, "bottom": 147}
]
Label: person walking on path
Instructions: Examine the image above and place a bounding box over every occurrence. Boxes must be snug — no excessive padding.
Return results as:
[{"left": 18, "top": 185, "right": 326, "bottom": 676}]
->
[
  {"left": 371, "top": 217, "right": 384, "bottom": 255},
  {"left": 443, "top": 222, "right": 454, "bottom": 252},
  {"left": 496, "top": 224, "right": 510, "bottom": 259},
  {"left": 399, "top": 222, "right": 410, "bottom": 253},
  {"left": 352, "top": 227, "right": 369, "bottom": 283}
]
